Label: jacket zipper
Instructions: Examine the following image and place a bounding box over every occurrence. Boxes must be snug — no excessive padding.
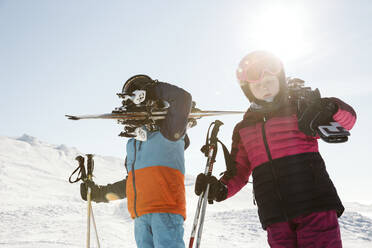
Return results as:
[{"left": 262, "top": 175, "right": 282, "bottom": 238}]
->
[
  {"left": 131, "top": 140, "right": 139, "bottom": 217},
  {"left": 261, "top": 116, "right": 288, "bottom": 220},
  {"left": 261, "top": 116, "right": 273, "bottom": 161}
]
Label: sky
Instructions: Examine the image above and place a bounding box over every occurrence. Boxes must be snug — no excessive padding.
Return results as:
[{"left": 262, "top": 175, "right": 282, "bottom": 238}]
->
[{"left": 1, "top": 0, "right": 372, "bottom": 203}]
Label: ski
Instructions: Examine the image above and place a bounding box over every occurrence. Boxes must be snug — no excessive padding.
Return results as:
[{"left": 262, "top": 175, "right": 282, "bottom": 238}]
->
[
  {"left": 65, "top": 110, "right": 244, "bottom": 121},
  {"left": 66, "top": 88, "right": 244, "bottom": 138}
]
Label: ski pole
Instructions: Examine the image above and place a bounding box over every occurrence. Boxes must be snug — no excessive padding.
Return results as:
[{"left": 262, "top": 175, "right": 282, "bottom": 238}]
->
[
  {"left": 86, "top": 154, "right": 102, "bottom": 248},
  {"left": 189, "top": 163, "right": 210, "bottom": 248},
  {"left": 90, "top": 203, "right": 101, "bottom": 247},
  {"left": 69, "top": 155, "right": 101, "bottom": 248},
  {"left": 189, "top": 120, "right": 224, "bottom": 248},
  {"left": 196, "top": 120, "right": 223, "bottom": 248},
  {"left": 86, "top": 154, "right": 93, "bottom": 248},
  {"left": 85, "top": 154, "right": 101, "bottom": 248}
]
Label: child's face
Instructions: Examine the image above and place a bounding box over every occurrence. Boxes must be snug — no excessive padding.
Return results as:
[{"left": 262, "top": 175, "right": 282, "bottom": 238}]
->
[{"left": 248, "top": 75, "right": 280, "bottom": 101}]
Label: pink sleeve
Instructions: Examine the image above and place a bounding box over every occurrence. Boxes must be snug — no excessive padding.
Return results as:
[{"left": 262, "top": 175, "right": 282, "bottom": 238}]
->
[
  {"left": 331, "top": 97, "right": 357, "bottom": 130},
  {"left": 221, "top": 140, "right": 252, "bottom": 199}
]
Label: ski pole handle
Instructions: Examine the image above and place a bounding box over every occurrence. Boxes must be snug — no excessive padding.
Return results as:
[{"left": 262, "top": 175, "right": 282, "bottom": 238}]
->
[
  {"left": 209, "top": 120, "right": 223, "bottom": 144},
  {"left": 86, "top": 154, "right": 94, "bottom": 180},
  {"left": 206, "top": 120, "right": 223, "bottom": 176}
]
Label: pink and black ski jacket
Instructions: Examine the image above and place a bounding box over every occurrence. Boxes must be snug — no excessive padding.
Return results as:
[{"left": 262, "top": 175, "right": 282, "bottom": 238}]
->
[{"left": 221, "top": 98, "right": 356, "bottom": 229}]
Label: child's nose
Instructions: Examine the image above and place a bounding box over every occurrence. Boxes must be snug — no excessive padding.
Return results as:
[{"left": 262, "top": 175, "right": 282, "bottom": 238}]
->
[{"left": 262, "top": 83, "right": 268, "bottom": 90}]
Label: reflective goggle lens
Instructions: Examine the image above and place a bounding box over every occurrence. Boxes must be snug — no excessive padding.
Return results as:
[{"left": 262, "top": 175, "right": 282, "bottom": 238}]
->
[{"left": 237, "top": 53, "right": 282, "bottom": 83}]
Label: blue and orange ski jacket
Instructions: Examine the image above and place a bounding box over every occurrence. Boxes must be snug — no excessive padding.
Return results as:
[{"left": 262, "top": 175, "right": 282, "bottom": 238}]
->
[{"left": 125, "top": 82, "right": 192, "bottom": 220}]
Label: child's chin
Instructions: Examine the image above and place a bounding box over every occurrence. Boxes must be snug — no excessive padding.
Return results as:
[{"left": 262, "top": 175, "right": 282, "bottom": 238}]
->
[{"left": 263, "top": 96, "right": 274, "bottom": 102}]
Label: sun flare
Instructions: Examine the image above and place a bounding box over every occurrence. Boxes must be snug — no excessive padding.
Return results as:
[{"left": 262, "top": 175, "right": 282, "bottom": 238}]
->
[{"left": 247, "top": 4, "right": 312, "bottom": 62}]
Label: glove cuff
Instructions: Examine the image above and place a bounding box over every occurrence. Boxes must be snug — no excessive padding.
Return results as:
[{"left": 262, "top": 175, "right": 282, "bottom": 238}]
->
[
  {"left": 215, "top": 181, "right": 228, "bottom": 202},
  {"left": 321, "top": 98, "right": 338, "bottom": 115}
]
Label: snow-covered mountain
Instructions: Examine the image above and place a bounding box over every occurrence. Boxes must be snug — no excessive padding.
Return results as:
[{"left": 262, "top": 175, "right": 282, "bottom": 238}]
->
[{"left": 1, "top": 135, "right": 371, "bottom": 247}]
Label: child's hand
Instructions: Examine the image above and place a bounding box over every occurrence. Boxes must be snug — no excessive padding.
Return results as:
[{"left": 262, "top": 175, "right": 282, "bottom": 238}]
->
[
  {"left": 194, "top": 174, "right": 228, "bottom": 203},
  {"left": 297, "top": 98, "right": 338, "bottom": 136},
  {"left": 80, "top": 181, "right": 109, "bottom": 203}
]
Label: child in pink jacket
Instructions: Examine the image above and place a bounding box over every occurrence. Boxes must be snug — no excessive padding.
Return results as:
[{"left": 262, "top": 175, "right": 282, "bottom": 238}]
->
[{"left": 195, "top": 51, "right": 356, "bottom": 247}]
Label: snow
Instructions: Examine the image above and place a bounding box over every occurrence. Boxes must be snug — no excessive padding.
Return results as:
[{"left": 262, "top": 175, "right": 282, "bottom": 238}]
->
[{"left": 1, "top": 135, "right": 371, "bottom": 247}]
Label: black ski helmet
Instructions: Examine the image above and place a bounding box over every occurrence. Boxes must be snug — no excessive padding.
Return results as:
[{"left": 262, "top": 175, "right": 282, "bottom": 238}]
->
[
  {"left": 236, "top": 51, "right": 287, "bottom": 105},
  {"left": 122, "top": 74, "right": 155, "bottom": 95}
]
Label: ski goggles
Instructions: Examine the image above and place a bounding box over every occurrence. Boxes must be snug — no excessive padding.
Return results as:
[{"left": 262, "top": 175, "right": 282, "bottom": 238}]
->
[{"left": 236, "top": 52, "right": 283, "bottom": 83}]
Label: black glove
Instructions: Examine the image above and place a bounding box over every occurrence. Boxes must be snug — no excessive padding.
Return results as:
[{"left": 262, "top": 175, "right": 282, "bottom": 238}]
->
[
  {"left": 195, "top": 173, "right": 228, "bottom": 203},
  {"left": 80, "top": 180, "right": 108, "bottom": 203},
  {"left": 80, "top": 179, "right": 127, "bottom": 203},
  {"left": 298, "top": 98, "right": 338, "bottom": 136}
]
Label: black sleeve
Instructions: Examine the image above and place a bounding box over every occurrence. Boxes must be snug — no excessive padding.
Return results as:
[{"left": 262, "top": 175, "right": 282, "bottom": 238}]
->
[
  {"left": 101, "top": 179, "right": 126, "bottom": 200},
  {"left": 153, "top": 82, "right": 192, "bottom": 141}
]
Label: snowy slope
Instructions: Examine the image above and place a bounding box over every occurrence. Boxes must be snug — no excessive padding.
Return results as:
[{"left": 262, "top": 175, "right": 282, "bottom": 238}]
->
[{"left": 0, "top": 135, "right": 371, "bottom": 248}]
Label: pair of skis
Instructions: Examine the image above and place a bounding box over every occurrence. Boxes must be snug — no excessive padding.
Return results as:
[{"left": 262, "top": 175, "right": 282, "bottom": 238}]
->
[
  {"left": 66, "top": 106, "right": 244, "bottom": 139},
  {"left": 66, "top": 82, "right": 244, "bottom": 138},
  {"left": 65, "top": 109, "right": 244, "bottom": 122}
]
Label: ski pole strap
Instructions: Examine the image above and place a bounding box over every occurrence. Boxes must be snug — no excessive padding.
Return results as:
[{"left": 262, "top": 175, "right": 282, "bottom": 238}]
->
[
  {"left": 217, "top": 138, "right": 236, "bottom": 179},
  {"left": 69, "top": 155, "right": 87, "bottom": 183}
]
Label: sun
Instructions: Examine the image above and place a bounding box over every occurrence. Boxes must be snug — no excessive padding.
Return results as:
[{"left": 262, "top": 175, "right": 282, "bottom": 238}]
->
[{"left": 247, "top": 3, "right": 313, "bottom": 63}]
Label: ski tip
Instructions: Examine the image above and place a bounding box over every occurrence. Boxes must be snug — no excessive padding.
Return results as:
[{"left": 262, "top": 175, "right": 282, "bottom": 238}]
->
[{"left": 65, "top": 115, "right": 80, "bottom": 120}]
